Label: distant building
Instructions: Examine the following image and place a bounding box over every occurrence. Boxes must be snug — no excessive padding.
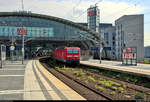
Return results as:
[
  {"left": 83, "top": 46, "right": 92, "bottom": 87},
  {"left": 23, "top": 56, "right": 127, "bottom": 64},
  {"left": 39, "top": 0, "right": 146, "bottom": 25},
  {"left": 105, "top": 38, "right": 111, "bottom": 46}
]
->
[
  {"left": 78, "top": 23, "right": 116, "bottom": 59},
  {"left": 102, "top": 26, "right": 116, "bottom": 59},
  {"left": 87, "top": 5, "right": 100, "bottom": 33},
  {"left": 144, "top": 46, "right": 150, "bottom": 58},
  {"left": 115, "top": 14, "right": 144, "bottom": 62}
]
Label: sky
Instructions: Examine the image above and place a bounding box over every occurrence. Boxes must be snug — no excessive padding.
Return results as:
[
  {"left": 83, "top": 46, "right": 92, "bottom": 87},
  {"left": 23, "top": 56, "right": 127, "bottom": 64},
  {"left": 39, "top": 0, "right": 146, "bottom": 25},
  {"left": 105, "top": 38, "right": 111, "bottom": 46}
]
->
[{"left": 0, "top": 0, "right": 150, "bottom": 46}]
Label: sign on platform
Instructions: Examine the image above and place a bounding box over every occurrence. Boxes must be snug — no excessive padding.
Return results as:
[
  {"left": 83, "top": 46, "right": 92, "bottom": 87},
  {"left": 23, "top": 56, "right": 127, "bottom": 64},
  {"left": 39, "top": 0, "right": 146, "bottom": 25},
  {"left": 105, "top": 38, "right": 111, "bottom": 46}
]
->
[
  {"left": 122, "top": 47, "right": 137, "bottom": 65},
  {"left": 90, "top": 46, "right": 99, "bottom": 51},
  {"left": 10, "top": 46, "right": 15, "bottom": 51}
]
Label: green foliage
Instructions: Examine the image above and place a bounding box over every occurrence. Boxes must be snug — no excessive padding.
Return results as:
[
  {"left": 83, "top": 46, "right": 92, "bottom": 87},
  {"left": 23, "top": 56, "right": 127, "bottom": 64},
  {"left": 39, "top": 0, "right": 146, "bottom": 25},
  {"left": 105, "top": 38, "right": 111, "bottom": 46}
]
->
[
  {"left": 135, "top": 91, "right": 144, "bottom": 99},
  {"left": 144, "top": 59, "right": 150, "bottom": 63},
  {"left": 77, "top": 77, "right": 81, "bottom": 80},
  {"left": 97, "top": 86, "right": 105, "bottom": 92},
  {"left": 71, "top": 68, "right": 74, "bottom": 71},
  {"left": 85, "top": 80, "right": 88, "bottom": 84},
  {"left": 116, "top": 74, "right": 121, "bottom": 78},
  {"left": 98, "top": 81, "right": 105, "bottom": 85},
  {"left": 118, "top": 87, "right": 125, "bottom": 93},
  {"left": 88, "top": 76, "right": 97, "bottom": 82},
  {"left": 55, "top": 66, "right": 60, "bottom": 69},
  {"left": 122, "top": 84, "right": 127, "bottom": 89},
  {"left": 111, "top": 86, "right": 117, "bottom": 91},
  {"left": 124, "top": 76, "right": 130, "bottom": 82},
  {"left": 110, "top": 91, "right": 116, "bottom": 95},
  {"left": 62, "top": 66, "right": 70, "bottom": 71},
  {"left": 104, "top": 82, "right": 112, "bottom": 88},
  {"left": 108, "top": 80, "right": 121, "bottom": 87},
  {"left": 73, "top": 69, "right": 85, "bottom": 77},
  {"left": 99, "top": 78, "right": 106, "bottom": 81}
]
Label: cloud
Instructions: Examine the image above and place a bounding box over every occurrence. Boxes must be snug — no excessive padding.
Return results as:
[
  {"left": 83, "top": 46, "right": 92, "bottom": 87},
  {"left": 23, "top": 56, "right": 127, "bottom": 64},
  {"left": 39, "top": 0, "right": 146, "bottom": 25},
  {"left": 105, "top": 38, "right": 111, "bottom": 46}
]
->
[
  {"left": 0, "top": 0, "right": 149, "bottom": 46},
  {"left": 99, "top": 1, "right": 146, "bottom": 23},
  {"left": 0, "top": 0, "right": 146, "bottom": 23}
]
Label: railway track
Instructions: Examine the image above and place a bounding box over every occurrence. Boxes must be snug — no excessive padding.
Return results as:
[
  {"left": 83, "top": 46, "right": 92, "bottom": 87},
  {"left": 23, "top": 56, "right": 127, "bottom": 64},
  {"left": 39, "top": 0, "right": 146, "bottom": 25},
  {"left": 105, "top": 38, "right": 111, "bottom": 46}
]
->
[
  {"left": 40, "top": 61, "right": 111, "bottom": 100},
  {"left": 39, "top": 57, "right": 150, "bottom": 100}
]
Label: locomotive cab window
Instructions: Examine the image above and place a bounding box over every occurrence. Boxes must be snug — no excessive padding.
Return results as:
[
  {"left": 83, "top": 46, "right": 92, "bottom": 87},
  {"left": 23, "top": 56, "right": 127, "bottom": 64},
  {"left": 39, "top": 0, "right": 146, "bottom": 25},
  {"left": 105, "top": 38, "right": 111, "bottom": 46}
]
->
[
  {"left": 73, "top": 49, "right": 79, "bottom": 53},
  {"left": 67, "top": 49, "right": 73, "bottom": 53}
]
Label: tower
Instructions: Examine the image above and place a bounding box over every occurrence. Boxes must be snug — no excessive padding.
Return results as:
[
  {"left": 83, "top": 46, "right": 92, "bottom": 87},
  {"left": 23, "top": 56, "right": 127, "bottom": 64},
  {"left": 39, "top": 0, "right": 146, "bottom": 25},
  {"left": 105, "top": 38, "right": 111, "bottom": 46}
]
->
[{"left": 87, "top": 5, "right": 100, "bottom": 33}]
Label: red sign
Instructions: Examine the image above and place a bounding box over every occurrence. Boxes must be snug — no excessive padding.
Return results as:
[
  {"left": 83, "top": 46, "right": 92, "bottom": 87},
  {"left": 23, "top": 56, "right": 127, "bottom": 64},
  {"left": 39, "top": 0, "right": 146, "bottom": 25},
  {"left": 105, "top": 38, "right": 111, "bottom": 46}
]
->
[
  {"left": 88, "top": 10, "right": 94, "bottom": 16},
  {"left": 122, "top": 48, "right": 136, "bottom": 59},
  {"left": 17, "top": 28, "right": 27, "bottom": 35}
]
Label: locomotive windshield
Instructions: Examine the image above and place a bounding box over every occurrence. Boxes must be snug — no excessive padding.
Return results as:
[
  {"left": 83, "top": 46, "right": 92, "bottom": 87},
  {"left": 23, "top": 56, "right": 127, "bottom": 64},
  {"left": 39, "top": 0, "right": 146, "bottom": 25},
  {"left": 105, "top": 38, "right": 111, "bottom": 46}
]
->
[
  {"left": 73, "top": 49, "right": 79, "bottom": 53},
  {"left": 67, "top": 49, "right": 79, "bottom": 54}
]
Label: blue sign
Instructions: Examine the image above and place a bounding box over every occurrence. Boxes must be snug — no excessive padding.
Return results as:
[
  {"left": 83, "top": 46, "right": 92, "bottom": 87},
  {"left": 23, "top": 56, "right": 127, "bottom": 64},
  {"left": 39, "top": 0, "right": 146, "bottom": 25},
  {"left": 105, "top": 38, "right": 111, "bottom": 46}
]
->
[
  {"left": 90, "top": 46, "right": 99, "bottom": 51},
  {"left": 103, "top": 47, "right": 111, "bottom": 50}
]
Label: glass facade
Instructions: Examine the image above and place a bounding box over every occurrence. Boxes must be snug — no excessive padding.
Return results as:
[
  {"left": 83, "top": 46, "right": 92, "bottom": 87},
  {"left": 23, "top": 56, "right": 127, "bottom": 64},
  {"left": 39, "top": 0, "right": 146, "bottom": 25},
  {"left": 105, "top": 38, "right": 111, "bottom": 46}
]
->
[{"left": 0, "top": 16, "right": 89, "bottom": 40}]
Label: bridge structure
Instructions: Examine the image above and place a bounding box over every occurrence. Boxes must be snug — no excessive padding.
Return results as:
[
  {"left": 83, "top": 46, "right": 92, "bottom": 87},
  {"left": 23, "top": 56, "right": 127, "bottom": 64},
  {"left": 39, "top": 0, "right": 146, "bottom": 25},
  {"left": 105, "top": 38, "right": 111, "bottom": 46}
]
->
[{"left": 0, "top": 12, "right": 105, "bottom": 59}]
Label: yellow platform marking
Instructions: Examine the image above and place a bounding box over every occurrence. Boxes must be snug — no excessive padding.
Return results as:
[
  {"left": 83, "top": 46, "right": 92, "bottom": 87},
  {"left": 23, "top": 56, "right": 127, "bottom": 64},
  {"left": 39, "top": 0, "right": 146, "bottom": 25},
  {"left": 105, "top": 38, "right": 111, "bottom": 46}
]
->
[
  {"left": 33, "top": 61, "right": 61, "bottom": 100},
  {"left": 24, "top": 60, "right": 46, "bottom": 100},
  {"left": 0, "top": 69, "right": 25, "bottom": 71},
  {"left": 0, "top": 90, "right": 24, "bottom": 94},
  {"left": 36, "top": 60, "right": 86, "bottom": 100},
  {"left": 0, "top": 75, "right": 24, "bottom": 77}
]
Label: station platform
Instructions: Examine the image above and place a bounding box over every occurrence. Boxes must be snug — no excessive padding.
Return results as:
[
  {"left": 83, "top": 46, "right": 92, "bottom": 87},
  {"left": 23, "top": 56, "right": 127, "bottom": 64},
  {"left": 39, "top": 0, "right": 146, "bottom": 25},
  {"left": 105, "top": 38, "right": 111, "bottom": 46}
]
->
[
  {"left": 0, "top": 60, "right": 85, "bottom": 100},
  {"left": 80, "top": 59, "right": 150, "bottom": 78}
]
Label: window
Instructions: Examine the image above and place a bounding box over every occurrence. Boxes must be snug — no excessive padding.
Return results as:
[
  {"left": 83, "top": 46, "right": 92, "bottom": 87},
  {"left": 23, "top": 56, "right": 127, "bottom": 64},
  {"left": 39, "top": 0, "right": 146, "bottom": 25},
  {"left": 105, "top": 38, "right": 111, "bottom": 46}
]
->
[
  {"left": 67, "top": 49, "right": 79, "bottom": 54},
  {"left": 73, "top": 49, "right": 79, "bottom": 53},
  {"left": 67, "top": 49, "right": 72, "bottom": 53}
]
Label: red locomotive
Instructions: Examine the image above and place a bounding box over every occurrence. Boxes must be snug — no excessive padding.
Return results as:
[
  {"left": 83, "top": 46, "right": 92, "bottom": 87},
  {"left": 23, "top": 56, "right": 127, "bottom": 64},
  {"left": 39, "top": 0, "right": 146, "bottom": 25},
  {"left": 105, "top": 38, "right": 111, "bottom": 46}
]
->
[{"left": 53, "top": 47, "right": 80, "bottom": 64}]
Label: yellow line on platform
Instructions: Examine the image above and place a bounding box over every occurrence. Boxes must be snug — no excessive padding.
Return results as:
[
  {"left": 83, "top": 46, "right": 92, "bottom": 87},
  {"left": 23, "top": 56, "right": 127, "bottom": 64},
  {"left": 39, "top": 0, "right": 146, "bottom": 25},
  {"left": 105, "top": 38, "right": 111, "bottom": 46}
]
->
[
  {"left": 0, "top": 75, "right": 24, "bottom": 77},
  {"left": 0, "top": 90, "right": 24, "bottom": 94},
  {"left": 24, "top": 60, "right": 46, "bottom": 100},
  {"left": 36, "top": 60, "right": 86, "bottom": 100},
  {"left": 33, "top": 60, "right": 61, "bottom": 100},
  {"left": 0, "top": 69, "right": 25, "bottom": 71}
]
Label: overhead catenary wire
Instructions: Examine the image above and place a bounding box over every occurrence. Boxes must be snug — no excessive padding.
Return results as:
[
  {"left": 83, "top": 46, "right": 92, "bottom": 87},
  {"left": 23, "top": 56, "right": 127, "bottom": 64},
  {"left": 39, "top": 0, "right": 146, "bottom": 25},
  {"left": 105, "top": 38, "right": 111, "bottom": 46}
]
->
[
  {"left": 113, "top": 10, "right": 150, "bottom": 29},
  {"left": 101, "top": 0, "right": 142, "bottom": 21},
  {"left": 64, "top": 0, "right": 82, "bottom": 18},
  {"left": 73, "top": 0, "right": 103, "bottom": 20}
]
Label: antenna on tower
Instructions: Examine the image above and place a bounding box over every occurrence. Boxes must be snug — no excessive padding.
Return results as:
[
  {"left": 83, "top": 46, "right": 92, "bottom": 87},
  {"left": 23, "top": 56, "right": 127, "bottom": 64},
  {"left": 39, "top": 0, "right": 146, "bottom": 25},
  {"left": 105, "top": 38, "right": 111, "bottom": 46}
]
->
[
  {"left": 21, "top": 0, "right": 24, "bottom": 11},
  {"left": 95, "top": 0, "right": 103, "bottom": 6}
]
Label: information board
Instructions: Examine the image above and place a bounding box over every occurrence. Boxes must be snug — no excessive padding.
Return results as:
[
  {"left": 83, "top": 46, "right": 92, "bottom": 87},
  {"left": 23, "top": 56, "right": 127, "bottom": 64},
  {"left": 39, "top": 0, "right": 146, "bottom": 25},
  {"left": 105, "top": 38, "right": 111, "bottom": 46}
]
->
[
  {"left": 122, "top": 47, "right": 137, "bottom": 65},
  {"left": 0, "top": 45, "right": 6, "bottom": 68}
]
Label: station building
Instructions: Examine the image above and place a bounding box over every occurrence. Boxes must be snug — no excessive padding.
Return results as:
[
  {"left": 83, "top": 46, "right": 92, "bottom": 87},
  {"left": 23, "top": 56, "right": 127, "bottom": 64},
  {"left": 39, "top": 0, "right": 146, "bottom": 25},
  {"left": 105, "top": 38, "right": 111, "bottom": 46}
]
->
[
  {"left": 0, "top": 11, "right": 103, "bottom": 59},
  {"left": 0, "top": 11, "right": 145, "bottom": 62}
]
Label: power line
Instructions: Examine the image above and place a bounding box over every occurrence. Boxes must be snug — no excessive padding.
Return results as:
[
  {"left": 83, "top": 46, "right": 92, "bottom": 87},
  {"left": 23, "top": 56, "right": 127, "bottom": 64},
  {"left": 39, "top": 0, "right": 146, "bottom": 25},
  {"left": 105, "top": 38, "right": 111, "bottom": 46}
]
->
[
  {"left": 73, "top": 0, "right": 103, "bottom": 20},
  {"left": 21, "top": 0, "right": 24, "bottom": 11},
  {"left": 73, "top": 0, "right": 82, "bottom": 11},
  {"left": 64, "top": 0, "right": 82, "bottom": 17},
  {"left": 101, "top": 0, "right": 143, "bottom": 21}
]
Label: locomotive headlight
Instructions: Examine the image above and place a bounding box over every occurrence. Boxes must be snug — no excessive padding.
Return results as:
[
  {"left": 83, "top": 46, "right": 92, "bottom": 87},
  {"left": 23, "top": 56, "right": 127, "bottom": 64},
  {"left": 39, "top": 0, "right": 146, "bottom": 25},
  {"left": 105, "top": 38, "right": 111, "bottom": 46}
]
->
[
  {"left": 74, "top": 55, "right": 78, "bottom": 57},
  {"left": 67, "top": 55, "right": 72, "bottom": 57}
]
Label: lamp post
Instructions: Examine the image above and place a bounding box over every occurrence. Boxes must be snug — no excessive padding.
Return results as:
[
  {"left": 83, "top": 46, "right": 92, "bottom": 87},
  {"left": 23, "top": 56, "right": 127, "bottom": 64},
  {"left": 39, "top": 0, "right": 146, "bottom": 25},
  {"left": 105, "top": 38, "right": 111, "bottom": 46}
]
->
[
  {"left": 99, "top": 34, "right": 102, "bottom": 64},
  {"left": 11, "top": 28, "right": 15, "bottom": 63},
  {"left": 21, "top": 0, "right": 24, "bottom": 65},
  {"left": 22, "top": 25, "right": 24, "bottom": 64}
]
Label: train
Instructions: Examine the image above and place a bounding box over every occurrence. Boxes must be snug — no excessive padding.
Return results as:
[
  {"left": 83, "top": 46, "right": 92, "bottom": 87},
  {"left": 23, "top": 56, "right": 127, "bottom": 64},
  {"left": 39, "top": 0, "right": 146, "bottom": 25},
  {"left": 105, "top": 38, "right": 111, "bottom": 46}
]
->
[{"left": 52, "top": 47, "right": 80, "bottom": 64}]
